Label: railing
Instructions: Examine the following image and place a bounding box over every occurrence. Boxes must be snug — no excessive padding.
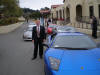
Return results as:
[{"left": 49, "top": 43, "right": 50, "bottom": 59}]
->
[
  {"left": 75, "top": 16, "right": 100, "bottom": 31},
  {"left": 61, "top": 17, "right": 70, "bottom": 25},
  {"left": 76, "top": 16, "right": 91, "bottom": 24}
]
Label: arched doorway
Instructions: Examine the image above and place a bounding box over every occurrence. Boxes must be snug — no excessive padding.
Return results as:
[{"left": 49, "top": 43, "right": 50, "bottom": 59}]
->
[
  {"left": 66, "top": 7, "right": 70, "bottom": 18},
  {"left": 66, "top": 7, "right": 70, "bottom": 22},
  {"left": 76, "top": 5, "right": 82, "bottom": 21},
  {"left": 76, "top": 5, "right": 82, "bottom": 17}
]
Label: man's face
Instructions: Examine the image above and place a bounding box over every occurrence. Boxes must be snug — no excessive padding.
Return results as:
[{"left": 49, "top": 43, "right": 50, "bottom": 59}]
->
[{"left": 36, "top": 20, "right": 40, "bottom": 27}]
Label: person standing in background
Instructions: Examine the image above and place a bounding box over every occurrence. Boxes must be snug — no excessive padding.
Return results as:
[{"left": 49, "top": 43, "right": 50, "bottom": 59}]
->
[
  {"left": 32, "top": 20, "right": 46, "bottom": 60},
  {"left": 91, "top": 16, "right": 98, "bottom": 39}
]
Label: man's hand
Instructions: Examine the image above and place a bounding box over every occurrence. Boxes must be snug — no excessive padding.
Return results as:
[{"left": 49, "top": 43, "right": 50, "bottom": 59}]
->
[
  {"left": 43, "top": 39, "right": 46, "bottom": 42},
  {"left": 32, "top": 40, "right": 34, "bottom": 43}
]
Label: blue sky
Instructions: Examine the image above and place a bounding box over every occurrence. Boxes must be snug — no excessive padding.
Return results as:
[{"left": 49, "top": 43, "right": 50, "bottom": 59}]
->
[{"left": 19, "top": 0, "right": 63, "bottom": 10}]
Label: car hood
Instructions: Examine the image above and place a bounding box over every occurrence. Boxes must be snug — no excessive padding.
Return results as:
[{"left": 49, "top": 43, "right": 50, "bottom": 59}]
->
[{"left": 57, "top": 48, "right": 100, "bottom": 75}]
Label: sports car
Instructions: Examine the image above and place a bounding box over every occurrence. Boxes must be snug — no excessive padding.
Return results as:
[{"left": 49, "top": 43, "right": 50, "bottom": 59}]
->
[{"left": 44, "top": 32, "right": 100, "bottom": 75}]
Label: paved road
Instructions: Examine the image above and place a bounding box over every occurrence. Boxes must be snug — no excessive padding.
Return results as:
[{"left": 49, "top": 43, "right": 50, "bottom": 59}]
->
[{"left": 0, "top": 22, "right": 44, "bottom": 75}]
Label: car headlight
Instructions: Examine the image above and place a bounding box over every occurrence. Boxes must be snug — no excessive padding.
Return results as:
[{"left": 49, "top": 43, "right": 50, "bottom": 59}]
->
[{"left": 49, "top": 57, "right": 60, "bottom": 71}]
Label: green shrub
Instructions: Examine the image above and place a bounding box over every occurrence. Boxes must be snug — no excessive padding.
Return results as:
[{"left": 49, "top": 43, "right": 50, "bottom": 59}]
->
[{"left": 0, "top": 17, "right": 19, "bottom": 25}]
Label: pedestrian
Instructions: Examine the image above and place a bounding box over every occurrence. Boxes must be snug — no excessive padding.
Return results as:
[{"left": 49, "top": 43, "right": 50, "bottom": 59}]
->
[
  {"left": 48, "top": 18, "right": 51, "bottom": 25},
  {"left": 32, "top": 20, "right": 46, "bottom": 60},
  {"left": 91, "top": 16, "right": 98, "bottom": 39}
]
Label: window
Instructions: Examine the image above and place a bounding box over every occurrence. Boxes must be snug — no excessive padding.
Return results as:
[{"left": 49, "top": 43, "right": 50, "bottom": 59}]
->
[{"left": 89, "top": 6, "right": 94, "bottom": 18}]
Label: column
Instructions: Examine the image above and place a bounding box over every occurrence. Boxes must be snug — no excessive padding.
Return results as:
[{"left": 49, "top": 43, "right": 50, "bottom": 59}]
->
[
  {"left": 70, "top": 5, "right": 76, "bottom": 23},
  {"left": 94, "top": 3, "right": 99, "bottom": 18}
]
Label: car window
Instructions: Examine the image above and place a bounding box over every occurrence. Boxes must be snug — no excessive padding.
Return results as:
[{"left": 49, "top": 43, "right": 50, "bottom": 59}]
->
[
  {"left": 52, "top": 35, "right": 97, "bottom": 49},
  {"left": 57, "top": 26, "right": 76, "bottom": 32},
  {"left": 49, "top": 25, "right": 57, "bottom": 28}
]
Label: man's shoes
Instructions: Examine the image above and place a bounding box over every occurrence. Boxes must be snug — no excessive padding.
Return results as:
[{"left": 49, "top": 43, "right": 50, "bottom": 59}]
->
[
  {"left": 40, "top": 56, "right": 43, "bottom": 59},
  {"left": 31, "top": 57, "right": 36, "bottom": 60}
]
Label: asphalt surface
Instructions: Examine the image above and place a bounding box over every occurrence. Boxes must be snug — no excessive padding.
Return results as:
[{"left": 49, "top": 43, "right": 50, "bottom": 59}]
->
[{"left": 0, "top": 21, "right": 44, "bottom": 75}]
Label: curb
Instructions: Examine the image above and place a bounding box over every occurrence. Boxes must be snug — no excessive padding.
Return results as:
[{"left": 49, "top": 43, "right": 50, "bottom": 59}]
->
[{"left": 0, "top": 22, "right": 24, "bottom": 34}]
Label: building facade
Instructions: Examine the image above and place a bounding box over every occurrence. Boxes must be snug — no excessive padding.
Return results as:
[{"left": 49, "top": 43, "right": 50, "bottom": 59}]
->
[{"left": 51, "top": 0, "right": 100, "bottom": 24}]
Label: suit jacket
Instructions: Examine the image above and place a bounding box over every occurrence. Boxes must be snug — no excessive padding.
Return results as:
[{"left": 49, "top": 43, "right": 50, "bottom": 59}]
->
[
  {"left": 92, "top": 18, "right": 97, "bottom": 30},
  {"left": 32, "top": 26, "right": 46, "bottom": 40}
]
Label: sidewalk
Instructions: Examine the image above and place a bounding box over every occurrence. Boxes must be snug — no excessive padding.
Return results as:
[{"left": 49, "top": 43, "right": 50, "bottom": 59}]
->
[{"left": 0, "top": 22, "right": 24, "bottom": 34}]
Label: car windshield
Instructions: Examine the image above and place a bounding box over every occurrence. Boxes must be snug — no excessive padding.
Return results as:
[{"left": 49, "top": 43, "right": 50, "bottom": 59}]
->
[
  {"left": 52, "top": 35, "right": 97, "bottom": 50},
  {"left": 27, "top": 27, "right": 33, "bottom": 31},
  {"left": 49, "top": 25, "right": 57, "bottom": 28},
  {"left": 57, "top": 26, "right": 75, "bottom": 32}
]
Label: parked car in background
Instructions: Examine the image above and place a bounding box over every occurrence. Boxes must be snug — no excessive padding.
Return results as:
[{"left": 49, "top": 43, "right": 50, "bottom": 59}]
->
[
  {"left": 28, "top": 22, "right": 36, "bottom": 28},
  {"left": 47, "top": 24, "right": 58, "bottom": 34},
  {"left": 44, "top": 32, "right": 100, "bottom": 75},
  {"left": 28, "top": 22, "right": 36, "bottom": 25},
  {"left": 57, "top": 26, "right": 77, "bottom": 33},
  {"left": 23, "top": 25, "right": 36, "bottom": 40}
]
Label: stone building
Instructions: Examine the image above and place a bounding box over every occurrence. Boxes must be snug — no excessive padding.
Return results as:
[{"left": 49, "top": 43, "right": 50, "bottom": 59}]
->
[{"left": 51, "top": 0, "right": 100, "bottom": 25}]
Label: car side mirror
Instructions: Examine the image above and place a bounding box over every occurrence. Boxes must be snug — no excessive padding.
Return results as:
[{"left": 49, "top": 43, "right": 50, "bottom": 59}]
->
[{"left": 97, "top": 42, "right": 100, "bottom": 48}]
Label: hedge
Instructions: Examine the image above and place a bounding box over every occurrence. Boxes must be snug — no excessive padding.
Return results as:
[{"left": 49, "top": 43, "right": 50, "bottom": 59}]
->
[{"left": 0, "top": 17, "right": 18, "bottom": 26}]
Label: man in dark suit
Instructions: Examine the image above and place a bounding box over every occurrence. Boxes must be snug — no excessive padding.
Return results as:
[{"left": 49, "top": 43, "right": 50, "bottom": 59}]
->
[
  {"left": 91, "top": 16, "right": 98, "bottom": 39},
  {"left": 32, "top": 20, "right": 46, "bottom": 60}
]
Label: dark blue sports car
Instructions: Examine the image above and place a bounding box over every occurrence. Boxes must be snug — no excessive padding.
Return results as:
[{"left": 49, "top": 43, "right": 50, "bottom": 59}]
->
[{"left": 44, "top": 32, "right": 100, "bottom": 75}]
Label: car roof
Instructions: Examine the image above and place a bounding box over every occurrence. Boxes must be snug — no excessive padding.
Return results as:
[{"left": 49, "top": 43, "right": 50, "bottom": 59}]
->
[
  {"left": 28, "top": 25, "right": 36, "bottom": 27},
  {"left": 57, "top": 32, "right": 85, "bottom": 36}
]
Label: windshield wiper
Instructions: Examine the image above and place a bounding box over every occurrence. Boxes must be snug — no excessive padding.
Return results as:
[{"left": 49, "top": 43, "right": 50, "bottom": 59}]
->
[{"left": 53, "top": 47, "right": 88, "bottom": 50}]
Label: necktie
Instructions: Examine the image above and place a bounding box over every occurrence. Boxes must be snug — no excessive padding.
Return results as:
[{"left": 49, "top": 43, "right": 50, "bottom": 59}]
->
[{"left": 37, "top": 26, "right": 40, "bottom": 38}]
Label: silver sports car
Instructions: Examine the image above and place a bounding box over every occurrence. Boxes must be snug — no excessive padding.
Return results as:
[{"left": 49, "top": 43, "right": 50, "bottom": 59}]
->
[{"left": 23, "top": 25, "right": 35, "bottom": 40}]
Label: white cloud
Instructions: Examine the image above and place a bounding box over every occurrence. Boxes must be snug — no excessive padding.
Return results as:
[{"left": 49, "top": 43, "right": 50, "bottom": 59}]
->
[{"left": 19, "top": 0, "right": 63, "bottom": 10}]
